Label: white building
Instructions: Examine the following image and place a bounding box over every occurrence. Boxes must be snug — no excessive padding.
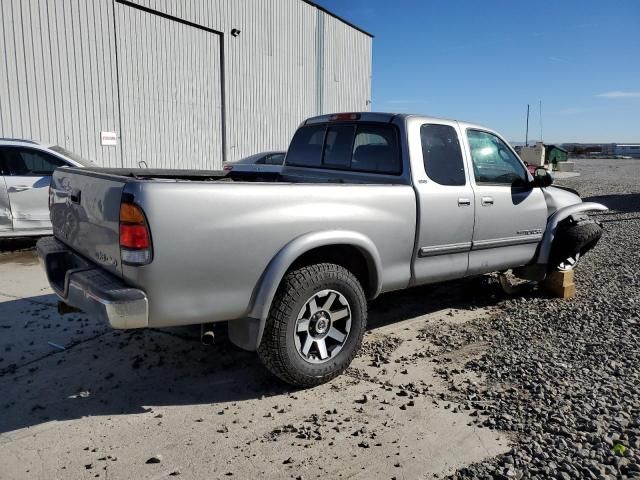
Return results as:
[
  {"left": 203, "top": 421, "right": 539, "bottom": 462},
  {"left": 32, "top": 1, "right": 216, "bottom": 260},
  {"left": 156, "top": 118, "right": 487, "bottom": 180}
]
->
[
  {"left": 615, "top": 145, "right": 640, "bottom": 158},
  {"left": 0, "top": 0, "right": 373, "bottom": 169}
]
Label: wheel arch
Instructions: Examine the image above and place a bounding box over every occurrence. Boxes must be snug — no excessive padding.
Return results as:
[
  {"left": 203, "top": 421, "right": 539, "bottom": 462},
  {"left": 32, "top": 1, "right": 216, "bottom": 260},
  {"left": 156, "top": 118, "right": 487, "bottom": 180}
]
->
[
  {"left": 228, "top": 230, "right": 382, "bottom": 351},
  {"left": 536, "top": 201, "right": 607, "bottom": 266}
]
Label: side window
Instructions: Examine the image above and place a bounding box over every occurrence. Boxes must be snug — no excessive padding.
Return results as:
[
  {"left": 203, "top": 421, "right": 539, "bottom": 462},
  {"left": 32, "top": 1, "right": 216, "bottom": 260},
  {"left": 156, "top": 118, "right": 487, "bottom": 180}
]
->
[
  {"left": 420, "top": 124, "right": 465, "bottom": 186},
  {"left": 0, "top": 149, "right": 8, "bottom": 175},
  {"left": 467, "top": 130, "right": 527, "bottom": 185},
  {"left": 265, "top": 153, "right": 285, "bottom": 165},
  {"left": 285, "top": 125, "right": 325, "bottom": 168},
  {"left": 3, "top": 148, "right": 66, "bottom": 176},
  {"left": 351, "top": 124, "right": 401, "bottom": 175}
]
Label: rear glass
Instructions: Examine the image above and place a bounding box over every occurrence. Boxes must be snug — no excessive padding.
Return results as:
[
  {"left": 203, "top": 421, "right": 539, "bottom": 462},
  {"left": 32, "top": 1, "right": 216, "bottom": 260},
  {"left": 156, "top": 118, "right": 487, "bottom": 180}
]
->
[{"left": 286, "top": 123, "right": 401, "bottom": 175}]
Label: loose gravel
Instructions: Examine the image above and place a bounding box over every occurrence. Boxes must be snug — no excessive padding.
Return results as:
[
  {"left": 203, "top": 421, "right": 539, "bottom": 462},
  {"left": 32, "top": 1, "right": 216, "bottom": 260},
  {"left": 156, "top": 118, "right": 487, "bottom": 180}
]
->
[{"left": 448, "top": 159, "right": 640, "bottom": 479}]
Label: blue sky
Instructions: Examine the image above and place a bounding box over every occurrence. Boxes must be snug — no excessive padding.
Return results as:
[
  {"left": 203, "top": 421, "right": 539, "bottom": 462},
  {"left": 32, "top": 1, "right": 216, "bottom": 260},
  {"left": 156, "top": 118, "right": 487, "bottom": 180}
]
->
[{"left": 315, "top": 0, "right": 640, "bottom": 143}]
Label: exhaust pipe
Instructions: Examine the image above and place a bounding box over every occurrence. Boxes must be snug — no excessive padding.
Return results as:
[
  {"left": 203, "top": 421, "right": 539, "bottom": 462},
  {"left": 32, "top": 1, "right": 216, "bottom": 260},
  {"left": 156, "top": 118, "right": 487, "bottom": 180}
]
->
[
  {"left": 201, "top": 324, "right": 215, "bottom": 345},
  {"left": 58, "top": 301, "right": 81, "bottom": 315}
]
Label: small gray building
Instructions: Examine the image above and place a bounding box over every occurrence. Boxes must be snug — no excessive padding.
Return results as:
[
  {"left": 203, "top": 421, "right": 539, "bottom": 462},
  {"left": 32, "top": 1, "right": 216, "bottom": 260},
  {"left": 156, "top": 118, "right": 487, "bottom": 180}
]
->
[{"left": 0, "top": 0, "right": 372, "bottom": 169}]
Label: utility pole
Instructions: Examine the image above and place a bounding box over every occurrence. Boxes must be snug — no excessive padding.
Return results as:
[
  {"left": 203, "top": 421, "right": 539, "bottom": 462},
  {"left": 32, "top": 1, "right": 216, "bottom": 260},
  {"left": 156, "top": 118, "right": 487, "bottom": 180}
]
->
[
  {"left": 539, "top": 100, "right": 543, "bottom": 143},
  {"left": 525, "top": 104, "right": 530, "bottom": 147}
]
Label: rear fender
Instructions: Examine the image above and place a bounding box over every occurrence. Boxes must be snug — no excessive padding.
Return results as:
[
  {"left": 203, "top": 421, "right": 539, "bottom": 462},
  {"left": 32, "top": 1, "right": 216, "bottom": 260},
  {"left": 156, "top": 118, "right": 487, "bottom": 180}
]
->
[{"left": 228, "top": 230, "right": 383, "bottom": 351}]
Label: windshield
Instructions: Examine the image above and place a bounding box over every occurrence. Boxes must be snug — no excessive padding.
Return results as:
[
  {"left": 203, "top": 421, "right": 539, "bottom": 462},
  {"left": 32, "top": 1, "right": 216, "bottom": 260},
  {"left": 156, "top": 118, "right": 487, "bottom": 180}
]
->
[{"left": 49, "top": 145, "right": 96, "bottom": 166}]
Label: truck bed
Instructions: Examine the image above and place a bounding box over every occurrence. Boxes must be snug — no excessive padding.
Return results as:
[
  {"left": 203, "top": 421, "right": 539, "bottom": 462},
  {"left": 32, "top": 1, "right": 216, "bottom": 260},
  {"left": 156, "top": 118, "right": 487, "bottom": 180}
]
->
[{"left": 48, "top": 166, "right": 417, "bottom": 328}]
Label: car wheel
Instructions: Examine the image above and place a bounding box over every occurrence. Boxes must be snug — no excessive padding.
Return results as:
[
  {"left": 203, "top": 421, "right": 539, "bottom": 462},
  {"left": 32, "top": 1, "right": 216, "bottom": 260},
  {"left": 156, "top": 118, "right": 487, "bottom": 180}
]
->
[
  {"left": 257, "top": 263, "right": 367, "bottom": 387},
  {"left": 549, "top": 219, "right": 603, "bottom": 272}
]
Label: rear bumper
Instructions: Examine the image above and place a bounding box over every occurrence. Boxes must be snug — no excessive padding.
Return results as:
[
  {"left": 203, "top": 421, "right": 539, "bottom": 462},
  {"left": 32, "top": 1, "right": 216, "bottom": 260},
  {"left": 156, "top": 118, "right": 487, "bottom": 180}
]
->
[{"left": 36, "top": 236, "right": 148, "bottom": 329}]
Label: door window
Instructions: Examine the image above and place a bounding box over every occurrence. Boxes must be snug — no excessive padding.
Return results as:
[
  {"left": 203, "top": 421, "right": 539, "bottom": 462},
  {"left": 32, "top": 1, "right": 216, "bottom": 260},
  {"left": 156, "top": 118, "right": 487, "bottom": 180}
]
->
[
  {"left": 2, "top": 148, "right": 66, "bottom": 176},
  {"left": 264, "top": 153, "right": 285, "bottom": 165},
  {"left": 420, "top": 124, "right": 466, "bottom": 186},
  {"left": 467, "top": 130, "right": 528, "bottom": 185}
]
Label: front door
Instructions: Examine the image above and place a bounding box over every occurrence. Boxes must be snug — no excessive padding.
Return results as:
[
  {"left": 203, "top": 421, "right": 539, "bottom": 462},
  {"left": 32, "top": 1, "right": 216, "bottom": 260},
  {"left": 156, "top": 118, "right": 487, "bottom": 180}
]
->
[
  {"left": 462, "top": 129, "right": 548, "bottom": 274},
  {"left": 412, "top": 121, "right": 475, "bottom": 284},
  {"left": 0, "top": 147, "right": 67, "bottom": 232}
]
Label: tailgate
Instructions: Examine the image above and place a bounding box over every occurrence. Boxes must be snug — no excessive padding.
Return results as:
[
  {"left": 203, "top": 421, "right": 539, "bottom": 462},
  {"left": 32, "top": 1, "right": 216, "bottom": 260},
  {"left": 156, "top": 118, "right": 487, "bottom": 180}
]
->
[{"left": 50, "top": 167, "right": 127, "bottom": 277}]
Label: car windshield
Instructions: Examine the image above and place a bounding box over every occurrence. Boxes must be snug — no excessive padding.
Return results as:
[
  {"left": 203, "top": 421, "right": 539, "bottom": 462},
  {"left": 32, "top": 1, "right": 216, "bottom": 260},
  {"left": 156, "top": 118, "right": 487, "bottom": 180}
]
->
[{"left": 49, "top": 145, "right": 96, "bottom": 166}]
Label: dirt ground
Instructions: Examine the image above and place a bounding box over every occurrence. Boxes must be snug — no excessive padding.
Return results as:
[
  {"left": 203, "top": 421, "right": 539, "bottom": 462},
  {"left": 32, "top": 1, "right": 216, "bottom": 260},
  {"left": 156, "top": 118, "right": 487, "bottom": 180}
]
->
[{"left": 0, "top": 242, "right": 513, "bottom": 479}]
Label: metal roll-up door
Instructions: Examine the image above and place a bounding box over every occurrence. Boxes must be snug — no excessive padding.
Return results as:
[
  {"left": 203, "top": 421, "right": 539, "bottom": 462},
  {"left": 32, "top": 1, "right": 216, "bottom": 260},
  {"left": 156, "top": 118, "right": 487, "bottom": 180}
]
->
[{"left": 115, "top": 3, "right": 224, "bottom": 169}]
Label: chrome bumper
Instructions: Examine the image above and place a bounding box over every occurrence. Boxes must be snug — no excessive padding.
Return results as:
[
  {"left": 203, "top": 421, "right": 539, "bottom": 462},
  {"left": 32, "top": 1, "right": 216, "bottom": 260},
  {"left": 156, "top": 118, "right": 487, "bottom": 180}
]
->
[{"left": 36, "top": 237, "right": 148, "bottom": 329}]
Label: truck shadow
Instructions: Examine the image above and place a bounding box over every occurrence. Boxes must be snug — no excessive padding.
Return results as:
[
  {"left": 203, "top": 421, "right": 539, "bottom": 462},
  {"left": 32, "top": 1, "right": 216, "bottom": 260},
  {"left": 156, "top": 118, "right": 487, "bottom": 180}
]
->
[
  {"left": 584, "top": 193, "right": 640, "bottom": 215},
  {"left": 0, "top": 277, "right": 515, "bottom": 435},
  {"left": 0, "top": 237, "right": 38, "bottom": 254}
]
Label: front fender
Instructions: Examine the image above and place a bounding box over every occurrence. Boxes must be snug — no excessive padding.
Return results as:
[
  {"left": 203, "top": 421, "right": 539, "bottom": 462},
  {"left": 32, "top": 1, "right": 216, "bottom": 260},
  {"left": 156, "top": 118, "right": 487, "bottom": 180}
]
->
[
  {"left": 228, "top": 230, "right": 383, "bottom": 351},
  {"left": 537, "top": 201, "right": 608, "bottom": 265}
]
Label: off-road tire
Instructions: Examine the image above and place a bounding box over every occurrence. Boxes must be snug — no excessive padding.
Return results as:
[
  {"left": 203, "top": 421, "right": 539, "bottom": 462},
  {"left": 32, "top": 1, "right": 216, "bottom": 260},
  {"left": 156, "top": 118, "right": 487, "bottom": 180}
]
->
[
  {"left": 549, "top": 220, "right": 603, "bottom": 272},
  {"left": 257, "top": 263, "right": 367, "bottom": 387}
]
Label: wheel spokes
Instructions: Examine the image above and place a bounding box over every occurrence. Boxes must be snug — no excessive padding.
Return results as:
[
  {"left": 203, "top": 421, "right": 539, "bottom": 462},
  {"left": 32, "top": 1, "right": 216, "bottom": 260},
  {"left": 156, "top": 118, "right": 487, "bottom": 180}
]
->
[
  {"left": 294, "top": 289, "right": 352, "bottom": 364},
  {"left": 327, "top": 327, "right": 346, "bottom": 343},
  {"left": 330, "top": 308, "right": 349, "bottom": 322},
  {"left": 316, "top": 338, "right": 328, "bottom": 360},
  {"left": 308, "top": 297, "right": 319, "bottom": 315},
  {"left": 301, "top": 334, "right": 314, "bottom": 356},
  {"left": 323, "top": 292, "right": 337, "bottom": 310}
]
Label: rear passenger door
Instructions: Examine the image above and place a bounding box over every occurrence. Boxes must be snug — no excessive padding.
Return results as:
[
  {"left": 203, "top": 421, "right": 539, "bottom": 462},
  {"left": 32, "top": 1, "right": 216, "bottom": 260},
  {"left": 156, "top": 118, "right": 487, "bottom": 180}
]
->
[
  {"left": 413, "top": 121, "right": 475, "bottom": 284},
  {"left": 0, "top": 147, "right": 67, "bottom": 232}
]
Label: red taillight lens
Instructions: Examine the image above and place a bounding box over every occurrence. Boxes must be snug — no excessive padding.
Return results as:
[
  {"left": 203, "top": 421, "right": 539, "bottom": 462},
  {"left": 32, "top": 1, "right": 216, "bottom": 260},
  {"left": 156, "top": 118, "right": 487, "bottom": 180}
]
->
[
  {"left": 329, "top": 113, "right": 361, "bottom": 122},
  {"left": 119, "top": 202, "right": 152, "bottom": 264},
  {"left": 119, "top": 224, "right": 150, "bottom": 249},
  {"left": 223, "top": 164, "right": 233, "bottom": 171}
]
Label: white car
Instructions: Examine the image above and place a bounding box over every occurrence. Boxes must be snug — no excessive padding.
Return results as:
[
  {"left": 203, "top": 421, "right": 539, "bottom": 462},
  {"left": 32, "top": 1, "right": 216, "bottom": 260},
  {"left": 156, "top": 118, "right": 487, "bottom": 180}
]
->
[{"left": 0, "top": 139, "right": 93, "bottom": 237}]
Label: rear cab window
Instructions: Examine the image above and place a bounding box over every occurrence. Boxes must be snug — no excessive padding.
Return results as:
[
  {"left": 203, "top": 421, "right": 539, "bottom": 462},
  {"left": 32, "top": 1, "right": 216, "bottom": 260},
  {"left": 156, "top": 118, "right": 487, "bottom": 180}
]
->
[{"left": 286, "top": 122, "right": 401, "bottom": 175}]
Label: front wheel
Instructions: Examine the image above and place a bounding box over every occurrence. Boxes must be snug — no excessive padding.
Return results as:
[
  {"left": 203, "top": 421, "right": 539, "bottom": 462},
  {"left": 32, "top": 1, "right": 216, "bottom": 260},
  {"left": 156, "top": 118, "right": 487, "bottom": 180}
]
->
[
  {"left": 257, "top": 263, "right": 367, "bottom": 387},
  {"left": 549, "top": 219, "right": 603, "bottom": 272}
]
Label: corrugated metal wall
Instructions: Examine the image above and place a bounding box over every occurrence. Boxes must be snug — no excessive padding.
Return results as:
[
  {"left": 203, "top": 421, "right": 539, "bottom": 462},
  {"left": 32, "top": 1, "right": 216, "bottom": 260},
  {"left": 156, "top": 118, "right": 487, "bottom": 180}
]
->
[
  {"left": 0, "top": 0, "right": 122, "bottom": 167},
  {"left": 114, "top": 3, "right": 224, "bottom": 168},
  {"left": 0, "top": 0, "right": 372, "bottom": 167},
  {"left": 321, "top": 13, "right": 372, "bottom": 114}
]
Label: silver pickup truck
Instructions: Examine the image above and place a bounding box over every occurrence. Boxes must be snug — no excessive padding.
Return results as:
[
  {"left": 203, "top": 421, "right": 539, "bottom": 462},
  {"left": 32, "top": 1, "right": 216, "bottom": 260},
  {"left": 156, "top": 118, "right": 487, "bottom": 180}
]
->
[{"left": 37, "top": 112, "right": 606, "bottom": 387}]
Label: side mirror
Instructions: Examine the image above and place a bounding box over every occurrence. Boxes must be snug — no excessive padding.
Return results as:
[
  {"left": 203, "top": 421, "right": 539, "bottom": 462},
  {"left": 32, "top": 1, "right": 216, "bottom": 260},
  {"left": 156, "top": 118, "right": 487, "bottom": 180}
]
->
[{"left": 533, "top": 167, "right": 553, "bottom": 188}]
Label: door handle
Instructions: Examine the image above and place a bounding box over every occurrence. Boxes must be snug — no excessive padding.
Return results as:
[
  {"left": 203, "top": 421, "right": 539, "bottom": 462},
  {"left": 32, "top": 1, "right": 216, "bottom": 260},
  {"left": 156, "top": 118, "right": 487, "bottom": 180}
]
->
[
  {"left": 481, "top": 196, "right": 494, "bottom": 206},
  {"left": 458, "top": 197, "right": 471, "bottom": 207},
  {"left": 8, "top": 185, "right": 33, "bottom": 192}
]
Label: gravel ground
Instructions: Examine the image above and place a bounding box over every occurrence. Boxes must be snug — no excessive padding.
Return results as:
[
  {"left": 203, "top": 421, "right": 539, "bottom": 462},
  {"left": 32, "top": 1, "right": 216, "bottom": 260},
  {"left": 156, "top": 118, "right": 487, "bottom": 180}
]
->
[
  {"left": 0, "top": 158, "right": 637, "bottom": 479},
  {"left": 446, "top": 159, "right": 640, "bottom": 479}
]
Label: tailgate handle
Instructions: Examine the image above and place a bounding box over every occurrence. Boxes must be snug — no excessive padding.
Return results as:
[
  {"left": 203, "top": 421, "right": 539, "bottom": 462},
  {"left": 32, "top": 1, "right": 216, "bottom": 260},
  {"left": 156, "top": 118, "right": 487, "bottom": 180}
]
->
[{"left": 70, "top": 190, "right": 81, "bottom": 204}]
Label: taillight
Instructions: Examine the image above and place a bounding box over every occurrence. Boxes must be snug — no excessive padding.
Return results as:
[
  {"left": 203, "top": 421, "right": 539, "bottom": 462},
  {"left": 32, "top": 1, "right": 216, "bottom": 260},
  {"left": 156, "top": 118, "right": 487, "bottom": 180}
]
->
[
  {"left": 223, "top": 164, "right": 233, "bottom": 171},
  {"left": 119, "top": 202, "right": 152, "bottom": 265}
]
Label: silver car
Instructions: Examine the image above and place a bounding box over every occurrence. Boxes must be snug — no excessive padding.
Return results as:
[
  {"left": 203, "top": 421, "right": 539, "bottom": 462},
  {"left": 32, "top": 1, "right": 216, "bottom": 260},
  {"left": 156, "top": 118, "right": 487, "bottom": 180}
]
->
[
  {"left": 0, "top": 139, "right": 92, "bottom": 237},
  {"left": 223, "top": 151, "right": 286, "bottom": 177}
]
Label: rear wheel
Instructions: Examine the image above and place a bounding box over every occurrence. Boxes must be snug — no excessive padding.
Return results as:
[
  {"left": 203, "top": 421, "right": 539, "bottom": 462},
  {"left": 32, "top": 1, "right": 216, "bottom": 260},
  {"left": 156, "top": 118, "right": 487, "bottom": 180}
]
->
[
  {"left": 257, "top": 263, "right": 367, "bottom": 387},
  {"left": 549, "top": 219, "right": 602, "bottom": 272}
]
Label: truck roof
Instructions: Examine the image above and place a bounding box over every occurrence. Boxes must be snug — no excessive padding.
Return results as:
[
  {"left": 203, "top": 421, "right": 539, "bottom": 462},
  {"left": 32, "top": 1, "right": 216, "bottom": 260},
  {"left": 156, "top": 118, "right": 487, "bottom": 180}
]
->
[{"left": 303, "top": 112, "right": 489, "bottom": 132}]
